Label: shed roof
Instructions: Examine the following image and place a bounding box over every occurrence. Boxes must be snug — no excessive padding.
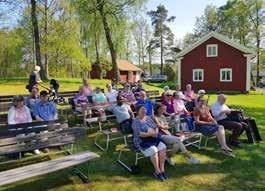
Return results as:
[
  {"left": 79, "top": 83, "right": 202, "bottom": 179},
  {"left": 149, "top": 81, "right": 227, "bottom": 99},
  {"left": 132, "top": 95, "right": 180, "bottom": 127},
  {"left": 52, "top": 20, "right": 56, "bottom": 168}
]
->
[{"left": 117, "top": 60, "right": 142, "bottom": 72}]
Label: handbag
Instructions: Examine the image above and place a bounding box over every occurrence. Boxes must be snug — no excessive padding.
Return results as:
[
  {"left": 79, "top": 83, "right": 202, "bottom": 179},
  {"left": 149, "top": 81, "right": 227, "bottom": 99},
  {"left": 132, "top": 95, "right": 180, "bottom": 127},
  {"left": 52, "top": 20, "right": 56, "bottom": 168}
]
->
[
  {"left": 244, "top": 118, "right": 262, "bottom": 143},
  {"left": 226, "top": 110, "right": 244, "bottom": 122}
]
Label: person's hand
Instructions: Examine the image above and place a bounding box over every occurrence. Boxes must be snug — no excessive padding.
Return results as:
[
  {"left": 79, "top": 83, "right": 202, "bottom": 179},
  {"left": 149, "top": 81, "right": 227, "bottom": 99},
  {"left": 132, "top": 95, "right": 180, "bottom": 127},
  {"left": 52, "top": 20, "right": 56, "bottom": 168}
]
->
[
  {"left": 148, "top": 129, "right": 157, "bottom": 137},
  {"left": 212, "top": 120, "right": 218, "bottom": 125}
]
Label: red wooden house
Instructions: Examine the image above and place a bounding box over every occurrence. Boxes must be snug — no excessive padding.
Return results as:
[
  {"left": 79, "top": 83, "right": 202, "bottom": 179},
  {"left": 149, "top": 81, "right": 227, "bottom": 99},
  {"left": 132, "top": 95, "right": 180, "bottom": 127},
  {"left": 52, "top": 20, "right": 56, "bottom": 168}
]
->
[
  {"left": 176, "top": 32, "right": 255, "bottom": 93},
  {"left": 90, "top": 59, "right": 142, "bottom": 82}
]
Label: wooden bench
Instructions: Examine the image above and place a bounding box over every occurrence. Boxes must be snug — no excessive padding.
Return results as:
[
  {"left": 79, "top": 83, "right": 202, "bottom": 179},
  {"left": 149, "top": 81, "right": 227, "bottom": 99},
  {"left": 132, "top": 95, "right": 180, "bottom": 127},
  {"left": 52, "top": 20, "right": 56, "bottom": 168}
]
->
[
  {"left": 0, "top": 150, "right": 99, "bottom": 186},
  {"left": 0, "top": 120, "right": 84, "bottom": 159}
]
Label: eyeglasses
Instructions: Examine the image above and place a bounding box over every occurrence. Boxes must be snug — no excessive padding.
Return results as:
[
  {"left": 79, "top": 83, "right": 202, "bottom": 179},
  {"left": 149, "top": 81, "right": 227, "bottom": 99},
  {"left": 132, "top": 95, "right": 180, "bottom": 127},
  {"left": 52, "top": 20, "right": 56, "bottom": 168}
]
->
[{"left": 166, "top": 94, "right": 172, "bottom": 97}]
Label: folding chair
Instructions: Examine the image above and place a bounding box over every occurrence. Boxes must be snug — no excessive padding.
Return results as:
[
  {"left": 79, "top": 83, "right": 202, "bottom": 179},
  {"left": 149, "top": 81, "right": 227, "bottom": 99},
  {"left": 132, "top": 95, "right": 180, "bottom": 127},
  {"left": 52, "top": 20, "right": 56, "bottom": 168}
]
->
[
  {"left": 116, "top": 123, "right": 148, "bottom": 173},
  {"left": 171, "top": 116, "right": 203, "bottom": 150},
  {"left": 94, "top": 115, "right": 128, "bottom": 151}
]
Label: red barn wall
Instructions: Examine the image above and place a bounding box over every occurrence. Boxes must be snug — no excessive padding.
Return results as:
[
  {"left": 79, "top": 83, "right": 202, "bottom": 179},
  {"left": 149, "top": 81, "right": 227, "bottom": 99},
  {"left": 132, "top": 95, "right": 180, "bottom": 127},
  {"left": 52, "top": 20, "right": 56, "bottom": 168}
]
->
[
  {"left": 91, "top": 65, "right": 137, "bottom": 82},
  {"left": 181, "top": 37, "right": 247, "bottom": 92}
]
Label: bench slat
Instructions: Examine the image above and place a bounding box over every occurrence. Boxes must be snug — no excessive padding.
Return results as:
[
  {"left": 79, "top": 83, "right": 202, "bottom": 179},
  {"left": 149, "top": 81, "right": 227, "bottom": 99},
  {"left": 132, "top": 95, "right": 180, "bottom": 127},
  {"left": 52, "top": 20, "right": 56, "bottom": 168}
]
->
[
  {"left": 0, "top": 127, "right": 82, "bottom": 146},
  {"left": 0, "top": 151, "right": 99, "bottom": 186},
  {"left": 0, "top": 128, "right": 86, "bottom": 155}
]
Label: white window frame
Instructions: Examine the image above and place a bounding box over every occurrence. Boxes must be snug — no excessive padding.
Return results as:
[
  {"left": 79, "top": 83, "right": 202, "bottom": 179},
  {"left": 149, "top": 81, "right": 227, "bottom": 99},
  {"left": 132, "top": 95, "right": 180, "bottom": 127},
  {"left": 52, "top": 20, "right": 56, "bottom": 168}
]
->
[
  {"left": 206, "top": 44, "right": 218, "bottom": 57},
  {"left": 220, "top": 68, "right": 232, "bottom": 82},
  {"left": 193, "top": 69, "right": 204, "bottom": 82}
]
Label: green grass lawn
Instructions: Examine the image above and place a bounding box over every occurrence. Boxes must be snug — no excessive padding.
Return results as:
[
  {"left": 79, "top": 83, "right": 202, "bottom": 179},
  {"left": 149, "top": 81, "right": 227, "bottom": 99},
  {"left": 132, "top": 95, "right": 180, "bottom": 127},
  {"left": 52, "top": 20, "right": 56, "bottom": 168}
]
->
[
  {"left": 0, "top": 77, "right": 163, "bottom": 95},
  {"left": 0, "top": 78, "right": 265, "bottom": 191}
]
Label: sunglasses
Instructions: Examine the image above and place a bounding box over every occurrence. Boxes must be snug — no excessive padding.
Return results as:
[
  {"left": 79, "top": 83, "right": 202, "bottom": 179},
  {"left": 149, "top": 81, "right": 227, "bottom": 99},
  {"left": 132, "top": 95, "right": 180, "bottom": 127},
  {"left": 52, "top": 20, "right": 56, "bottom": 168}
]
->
[{"left": 166, "top": 94, "right": 172, "bottom": 97}]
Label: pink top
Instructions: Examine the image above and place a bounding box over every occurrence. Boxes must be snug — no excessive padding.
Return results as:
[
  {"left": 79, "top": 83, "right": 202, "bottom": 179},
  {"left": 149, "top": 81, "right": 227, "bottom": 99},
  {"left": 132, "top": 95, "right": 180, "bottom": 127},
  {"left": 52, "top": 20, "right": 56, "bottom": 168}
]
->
[
  {"left": 83, "top": 85, "right": 93, "bottom": 96},
  {"left": 184, "top": 90, "right": 195, "bottom": 100},
  {"left": 173, "top": 99, "right": 186, "bottom": 115},
  {"left": 8, "top": 106, "right": 32, "bottom": 124}
]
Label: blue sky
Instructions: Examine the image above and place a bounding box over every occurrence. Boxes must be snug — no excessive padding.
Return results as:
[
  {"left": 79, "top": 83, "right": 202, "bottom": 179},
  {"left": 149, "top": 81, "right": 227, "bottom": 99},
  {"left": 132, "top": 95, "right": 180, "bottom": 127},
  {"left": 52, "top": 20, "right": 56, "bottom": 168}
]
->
[{"left": 145, "top": 0, "right": 228, "bottom": 39}]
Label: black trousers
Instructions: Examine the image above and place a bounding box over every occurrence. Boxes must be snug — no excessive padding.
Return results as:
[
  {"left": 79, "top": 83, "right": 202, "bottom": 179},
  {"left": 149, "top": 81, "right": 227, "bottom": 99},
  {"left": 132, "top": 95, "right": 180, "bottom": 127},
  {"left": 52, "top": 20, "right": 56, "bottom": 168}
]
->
[{"left": 218, "top": 118, "right": 248, "bottom": 142}]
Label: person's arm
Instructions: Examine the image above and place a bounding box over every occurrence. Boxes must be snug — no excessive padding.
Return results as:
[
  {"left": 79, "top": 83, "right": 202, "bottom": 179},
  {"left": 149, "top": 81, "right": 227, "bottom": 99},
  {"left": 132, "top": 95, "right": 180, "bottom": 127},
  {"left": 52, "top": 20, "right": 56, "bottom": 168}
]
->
[
  {"left": 33, "top": 104, "right": 43, "bottom": 121},
  {"left": 127, "top": 105, "right": 135, "bottom": 119},
  {"left": 194, "top": 109, "right": 212, "bottom": 125},
  {"left": 25, "top": 107, "right": 32, "bottom": 123},
  {"left": 52, "top": 103, "right": 58, "bottom": 120},
  {"left": 73, "top": 96, "right": 81, "bottom": 107},
  {"left": 8, "top": 107, "right": 16, "bottom": 124},
  {"left": 153, "top": 116, "right": 169, "bottom": 130}
]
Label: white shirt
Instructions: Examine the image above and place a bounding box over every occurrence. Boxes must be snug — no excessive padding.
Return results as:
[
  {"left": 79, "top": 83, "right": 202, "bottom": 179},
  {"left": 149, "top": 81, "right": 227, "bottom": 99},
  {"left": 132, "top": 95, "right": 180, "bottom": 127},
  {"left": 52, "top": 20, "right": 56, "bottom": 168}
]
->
[
  {"left": 8, "top": 106, "right": 32, "bottom": 125},
  {"left": 105, "top": 89, "right": 118, "bottom": 103},
  {"left": 211, "top": 101, "right": 231, "bottom": 121}
]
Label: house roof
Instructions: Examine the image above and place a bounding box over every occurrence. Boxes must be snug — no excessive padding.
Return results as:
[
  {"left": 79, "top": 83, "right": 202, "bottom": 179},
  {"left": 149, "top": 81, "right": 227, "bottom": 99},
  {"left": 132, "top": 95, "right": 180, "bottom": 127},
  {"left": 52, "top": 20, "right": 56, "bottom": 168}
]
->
[
  {"left": 176, "top": 31, "right": 255, "bottom": 58},
  {"left": 117, "top": 60, "right": 142, "bottom": 72}
]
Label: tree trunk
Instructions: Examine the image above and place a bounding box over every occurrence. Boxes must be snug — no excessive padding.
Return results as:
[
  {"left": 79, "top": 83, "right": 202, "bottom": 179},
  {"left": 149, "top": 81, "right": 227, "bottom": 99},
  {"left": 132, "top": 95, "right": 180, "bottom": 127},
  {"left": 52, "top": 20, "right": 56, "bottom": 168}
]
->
[
  {"left": 30, "top": 0, "right": 47, "bottom": 80},
  {"left": 44, "top": 0, "right": 49, "bottom": 78},
  {"left": 256, "top": 34, "right": 260, "bottom": 84},
  {"left": 148, "top": 49, "right": 152, "bottom": 75},
  {"left": 160, "top": 33, "right": 164, "bottom": 75},
  {"left": 97, "top": 1, "right": 119, "bottom": 82}
]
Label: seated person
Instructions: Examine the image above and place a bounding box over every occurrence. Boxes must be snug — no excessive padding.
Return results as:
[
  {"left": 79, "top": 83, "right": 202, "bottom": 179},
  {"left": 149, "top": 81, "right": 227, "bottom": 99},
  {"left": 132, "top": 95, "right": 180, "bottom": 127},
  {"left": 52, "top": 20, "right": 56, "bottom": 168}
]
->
[
  {"left": 211, "top": 94, "right": 248, "bottom": 147},
  {"left": 135, "top": 91, "right": 153, "bottom": 116},
  {"left": 172, "top": 92, "right": 194, "bottom": 131},
  {"left": 175, "top": 84, "right": 185, "bottom": 100},
  {"left": 74, "top": 86, "right": 90, "bottom": 114},
  {"left": 133, "top": 80, "right": 145, "bottom": 95},
  {"left": 194, "top": 89, "right": 206, "bottom": 107},
  {"left": 25, "top": 87, "right": 40, "bottom": 116},
  {"left": 184, "top": 84, "right": 196, "bottom": 102},
  {"left": 161, "top": 86, "right": 170, "bottom": 103},
  {"left": 120, "top": 83, "right": 136, "bottom": 103},
  {"left": 184, "top": 84, "right": 196, "bottom": 111},
  {"left": 92, "top": 87, "right": 108, "bottom": 121},
  {"left": 8, "top": 95, "right": 32, "bottom": 125},
  {"left": 82, "top": 78, "right": 93, "bottom": 97},
  {"left": 105, "top": 84, "right": 118, "bottom": 105},
  {"left": 154, "top": 104, "right": 200, "bottom": 165},
  {"left": 132, "top": 105, "right": 168, "bottom": 181},
  {"left": 193, "top": 97, "right": 234, "bottom": 157},
  {"left": 8, "top": 95, "right": 40, "bottom": 155},
  {"left": 162, "top": 91, "right": 174, "bottom": 114},
  {"left": 110, "top": 95, "right": 134, "bottom": 127},
  {"left": 33, "top": 90, "right": 58, "bottom": 121}
]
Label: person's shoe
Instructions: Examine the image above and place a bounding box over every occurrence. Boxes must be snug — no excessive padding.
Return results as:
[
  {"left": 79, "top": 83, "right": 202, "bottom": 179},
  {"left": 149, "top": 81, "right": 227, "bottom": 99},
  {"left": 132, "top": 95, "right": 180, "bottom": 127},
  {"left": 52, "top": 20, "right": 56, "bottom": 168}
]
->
[
  {"left": 161, "top": 172, "right": 169, "bottom": 180},
  {"left": 187, "top": 156, "right": 200, "bottom": 164},
  {"left": 33, "top": 149, "right": 40, "bottom": 155},
  {"left": 230, "top": 141, "right": 242, "bottom": 148},
  {"left": 165, "top": 157, "right": 174, "bottom": 166},
  {"left": 153, "top": 172, "right": 165, "bottom": 182},
  {"left": 42, "top": 148, "right": 49, "bottom": 153},
  {"left": 222, "top": 149, "right": 236, "bottom": 158}
]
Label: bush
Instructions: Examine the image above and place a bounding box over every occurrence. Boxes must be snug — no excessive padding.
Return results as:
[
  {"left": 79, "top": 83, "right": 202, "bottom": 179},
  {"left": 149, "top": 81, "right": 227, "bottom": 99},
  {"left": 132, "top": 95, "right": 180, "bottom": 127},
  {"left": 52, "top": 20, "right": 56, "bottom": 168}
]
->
[{"left": 164, "top": 65, "right": 176, "bottom": 81}]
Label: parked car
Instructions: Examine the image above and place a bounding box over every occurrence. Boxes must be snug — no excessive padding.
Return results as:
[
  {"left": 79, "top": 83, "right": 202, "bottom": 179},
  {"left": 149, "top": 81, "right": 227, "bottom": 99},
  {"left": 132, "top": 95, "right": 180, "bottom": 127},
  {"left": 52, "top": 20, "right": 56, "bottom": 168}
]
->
[{"left": 144, "top": 74, "right": 168, "bottom": 83}]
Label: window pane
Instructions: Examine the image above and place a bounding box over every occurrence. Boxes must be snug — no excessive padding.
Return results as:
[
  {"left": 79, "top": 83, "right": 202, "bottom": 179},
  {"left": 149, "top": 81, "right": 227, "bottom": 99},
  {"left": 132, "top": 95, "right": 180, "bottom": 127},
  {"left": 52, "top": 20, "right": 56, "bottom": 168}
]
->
[
  {"left": 212, "top": 47, "right": 216, "bottom": 55},
  {"left": 199, "top": 71, "right": 202, "bottom": 80},
  {"left": 222, "top": 71, "right": 226, "bottom": 80},
  {"left": 226, "top": 71, "right": 231, "bottom": 80},
  {"left": 208, "top": 47, "right": 211, "bottom": 56}
]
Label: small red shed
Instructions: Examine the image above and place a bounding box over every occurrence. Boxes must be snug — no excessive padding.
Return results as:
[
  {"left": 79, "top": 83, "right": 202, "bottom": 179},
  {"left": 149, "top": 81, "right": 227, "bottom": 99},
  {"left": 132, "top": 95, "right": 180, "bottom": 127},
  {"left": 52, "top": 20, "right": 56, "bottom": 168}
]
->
[
  {"left": 90, "top": 59, "right": 142, "bottom": 83},
  {"left": 176, "top": 32, "right": 255, "bottom": 93}
]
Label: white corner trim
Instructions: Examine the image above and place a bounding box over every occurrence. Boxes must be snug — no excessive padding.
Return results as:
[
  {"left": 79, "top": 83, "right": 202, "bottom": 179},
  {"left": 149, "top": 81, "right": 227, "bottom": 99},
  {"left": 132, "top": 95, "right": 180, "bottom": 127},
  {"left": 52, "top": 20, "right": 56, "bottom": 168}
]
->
[{"left": 246, "top": 57, "right": 251, "bottom": 92}]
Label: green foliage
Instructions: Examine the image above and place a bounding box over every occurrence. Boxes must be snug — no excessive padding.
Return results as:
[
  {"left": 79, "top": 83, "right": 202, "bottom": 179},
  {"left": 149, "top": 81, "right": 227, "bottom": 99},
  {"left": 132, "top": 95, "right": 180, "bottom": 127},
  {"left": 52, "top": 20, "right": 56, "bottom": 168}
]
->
[
  {"left": 164, "top": 64, "right": 176, "bottom": 81},
  {"left": 147, "top": 5, "right": 175, "bottom": 74}
]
